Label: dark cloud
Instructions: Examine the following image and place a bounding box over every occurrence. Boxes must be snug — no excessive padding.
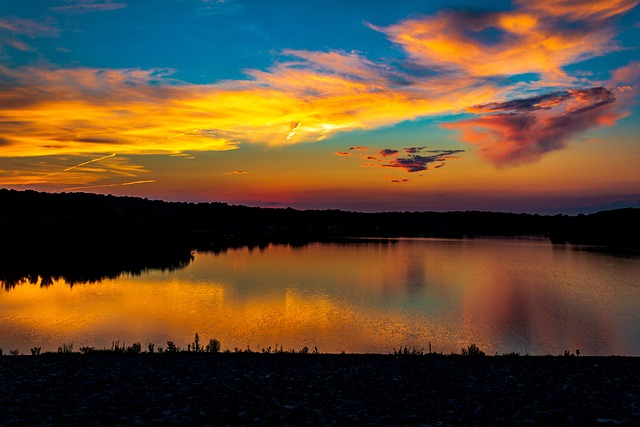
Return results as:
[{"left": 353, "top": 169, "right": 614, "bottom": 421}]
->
[
  {"left": 74, "top": 137, "right": 120, "bottom": 144},
  {"left": 471, "top": 87, "right": 615, "bottom": 113},
  {"left": 339, "top": 144, "right": 464, "bottom": 174},
  {"left": 383, "top": 149, "right": 465, "bottom": 173},
  {"left": 404, "top": 146, "right": 426, "bottom": 153},
  {"left": 349, "top": 146, "right": 369, "bottom": 151},
  {"left": 446, "top": 87, "right": 619, "bottom": 166},
  {"left": 379, "top": 148, "right": 398, "bottom": 157}
]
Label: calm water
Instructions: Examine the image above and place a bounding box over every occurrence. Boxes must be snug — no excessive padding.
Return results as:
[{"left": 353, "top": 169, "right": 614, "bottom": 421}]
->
[{"left": 1, "top": 239, "right": 639, "bottom": 355}]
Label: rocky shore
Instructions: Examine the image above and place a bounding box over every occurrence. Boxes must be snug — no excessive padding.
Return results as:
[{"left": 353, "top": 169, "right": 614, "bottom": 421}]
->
[{"left": 1, "top": 353, "right": 639, "bottom": 426}]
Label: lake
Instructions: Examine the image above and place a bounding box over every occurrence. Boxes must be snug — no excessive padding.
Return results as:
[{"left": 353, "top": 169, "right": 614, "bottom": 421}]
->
[{"left": 1, "top": 238, "right": 639, "bottom": 355}]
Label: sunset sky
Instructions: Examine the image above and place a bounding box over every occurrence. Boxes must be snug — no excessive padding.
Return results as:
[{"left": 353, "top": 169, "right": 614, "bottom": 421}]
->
[{"left": 1, "top": 0, "right": 639, "bottom": 213}]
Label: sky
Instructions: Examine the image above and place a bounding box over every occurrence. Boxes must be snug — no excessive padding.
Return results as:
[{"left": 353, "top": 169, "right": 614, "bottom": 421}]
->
[{"left": 1, "top": 0, "right": 639, "bottom": 213}]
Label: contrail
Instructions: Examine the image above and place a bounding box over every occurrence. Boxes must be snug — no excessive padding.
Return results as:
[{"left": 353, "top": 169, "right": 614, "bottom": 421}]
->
[
  {"left": 149, "top": 128, "right": 202, "bottom": 146},
  {"left": 24, "top": 153, "right": 119, "bottom": 185},
  {"left": 62, "top": 153, "right": 117, "bottom": 172},
  {"left": 63, "top": 180, "right": 155, "bottom": 191}
]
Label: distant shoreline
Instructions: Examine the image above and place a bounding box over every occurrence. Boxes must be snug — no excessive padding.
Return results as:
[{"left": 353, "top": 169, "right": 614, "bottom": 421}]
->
[{"left": 2, "top": 188, "right": 639, "bottom": 255}]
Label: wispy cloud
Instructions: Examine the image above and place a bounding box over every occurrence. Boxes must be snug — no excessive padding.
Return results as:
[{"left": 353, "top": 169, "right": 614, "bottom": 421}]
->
[
  {"left": 0, "top": 16, "right": 60, "bottom": 54},
  {"left": 0, "top": 17, "right": 60, "bottom": 37},
  {"left": 195, "top": 0, "right": 244, "bottom": 16},
  {"left": 51, "top": 0, "right": 127, "bottom": 14}
]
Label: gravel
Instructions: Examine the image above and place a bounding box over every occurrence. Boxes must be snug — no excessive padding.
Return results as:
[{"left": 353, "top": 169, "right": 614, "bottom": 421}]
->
[{"left": 1, "top": 353, "right": 639, "bottom": 426}]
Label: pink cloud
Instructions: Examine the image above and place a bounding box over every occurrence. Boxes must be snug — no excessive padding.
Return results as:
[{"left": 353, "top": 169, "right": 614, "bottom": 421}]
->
[
  {"left": 51, "top": 1, "right": 127, "bottom": 14},
  {"left": 444, "top": 87, "right": 622, "bottom": 166}
]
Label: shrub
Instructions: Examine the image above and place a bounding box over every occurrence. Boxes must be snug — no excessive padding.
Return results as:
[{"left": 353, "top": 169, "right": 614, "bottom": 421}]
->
[
  {"left": 78, "top": 346, "right": 96, "bottom": 354},
  {"left": 126, "top": 342, "right": 142, "bottom": 354},
  {"left": 58, "top": 343, "right": 73, "bottom": 354},
  {"left": 148, "top": 343, "right": 155, "bottom": 353},
  {"left": 111, "top": 341, "right": 125, "bottom": 353},
  {"left": 193, "top": 333, "right": 202, "bottom": 353},
  {"left": 9, "top": 349, "right": 20, "bottom": 356},
  {"left": 461, "top": 344, "right": 485, "bottom": 357},
  {"left": 166, "top": 341, "right": 178, "bottom": 353},
  {"left": 393, "top": 346, "right": 424, "bottom": 356},
  {"left": 31, "top": 347, "right": 41, "bottom": 356},
  {"left": 206, "top": 338, "right": 221, "bottom": 353}
]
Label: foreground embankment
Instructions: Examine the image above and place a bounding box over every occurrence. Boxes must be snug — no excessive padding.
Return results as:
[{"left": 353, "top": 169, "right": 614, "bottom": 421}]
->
[{"left": 1, "top": 353, "right": 639, "bottom": 426}]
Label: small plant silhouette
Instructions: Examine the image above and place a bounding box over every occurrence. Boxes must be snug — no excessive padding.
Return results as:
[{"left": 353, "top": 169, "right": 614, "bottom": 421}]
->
[
  {"left": 111, "top": 341, "right": 125, "bottom": 353},
  {"left": 393, "top": 346, "right": 424, "bottom": 356},
  {"left": 126, "top": 342, "right": 142, "bottom": 354},
  {"left": 461, "top": 344, "right": 485, "bottom": 357},
  {"left": 31, "top": 347, "right": 41, "bottom": 356},
  {"left": 206, "top": 338, "right": 221, "bottom": 353},
  {"left": 166, "top": 341, "right": 178, "bottom": 353},
  {"left": 79, "top": 346, "right": 96, "bottom": 354},
  {"left": 58, "top": 343, "right": 73, "bottom": 353}
]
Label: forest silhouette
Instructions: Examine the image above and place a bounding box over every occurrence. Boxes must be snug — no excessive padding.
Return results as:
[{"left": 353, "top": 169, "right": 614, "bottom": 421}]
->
[{"left": 1, "top": 188, "right": 638, "bottom": 287}]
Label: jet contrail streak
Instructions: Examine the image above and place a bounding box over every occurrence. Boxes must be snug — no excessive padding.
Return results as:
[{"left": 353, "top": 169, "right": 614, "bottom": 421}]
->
[
  {"left": 63, "top": 180, "right": 155, "bottom": 191},
  {"left": 62, "top": 153, "right": 117, "bottom": 172}
]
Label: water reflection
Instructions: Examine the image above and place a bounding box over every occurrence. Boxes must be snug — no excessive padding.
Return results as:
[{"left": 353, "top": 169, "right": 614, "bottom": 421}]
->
[
  {"left": 0, "top": 250, "right": 194, "bottom": 290},
  {"left": 1, "top": 239, "right": 639, "bottom": 355}
]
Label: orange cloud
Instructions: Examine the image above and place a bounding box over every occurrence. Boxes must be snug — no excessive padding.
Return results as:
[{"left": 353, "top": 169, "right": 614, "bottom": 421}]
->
[
  {"left": 0, "top": 49, "right": 504, "bottom": 161},
  {"left": 374, "top": 0, "right": 636, "bottom": 81},
  {"left": 519, "top": 0, "right": 638, "bottom": 21}
]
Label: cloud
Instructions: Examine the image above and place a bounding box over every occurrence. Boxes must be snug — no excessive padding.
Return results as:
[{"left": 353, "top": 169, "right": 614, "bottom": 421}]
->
[
  {"left": 223, "top": 170, "right": 248, "bottom": 175},
  {"left": 50, "top": 0, "right": 127, "bottom": 14},
  {"left": 444, "top": 87, "right": 622, "bottom": 166},
  {"left": 0, "top": 17, "right": 60, "bottom": 37},
  {"left": 382, "top": 149, "right": 465, "bottom": 173},
  {"left": 0, "top": 16, "right": 60, "bottom": 54},
  {"left": 373, "top": 0, "right": 637, "bottom": 81},
  {"left": 344, "top": 146, "right": 464, "bottom": 174},
  {"left": 195, "top": 0, "right": 244, "bottom": 16},
  {"left": 0, "top": 1, "right": 636, "bottom": 178},
  {"left": 387, "top": 176, "right": 409, "bottom": 183},
  {"left": 379, "top": 149, "right": 398, "bottom": 157},
  {"left": 404, "top": 146, "right": 426, "bottom": 154}
]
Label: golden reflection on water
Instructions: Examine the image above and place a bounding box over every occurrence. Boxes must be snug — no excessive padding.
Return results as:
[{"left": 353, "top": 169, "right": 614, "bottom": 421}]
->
[{"left": 1, "top": 239, "right": 639, "bottom": 355}]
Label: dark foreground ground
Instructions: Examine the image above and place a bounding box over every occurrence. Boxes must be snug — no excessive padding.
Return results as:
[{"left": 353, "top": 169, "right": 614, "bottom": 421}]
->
[{"left": 1, "top": 353, "right": 639, "bottom": 426}]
